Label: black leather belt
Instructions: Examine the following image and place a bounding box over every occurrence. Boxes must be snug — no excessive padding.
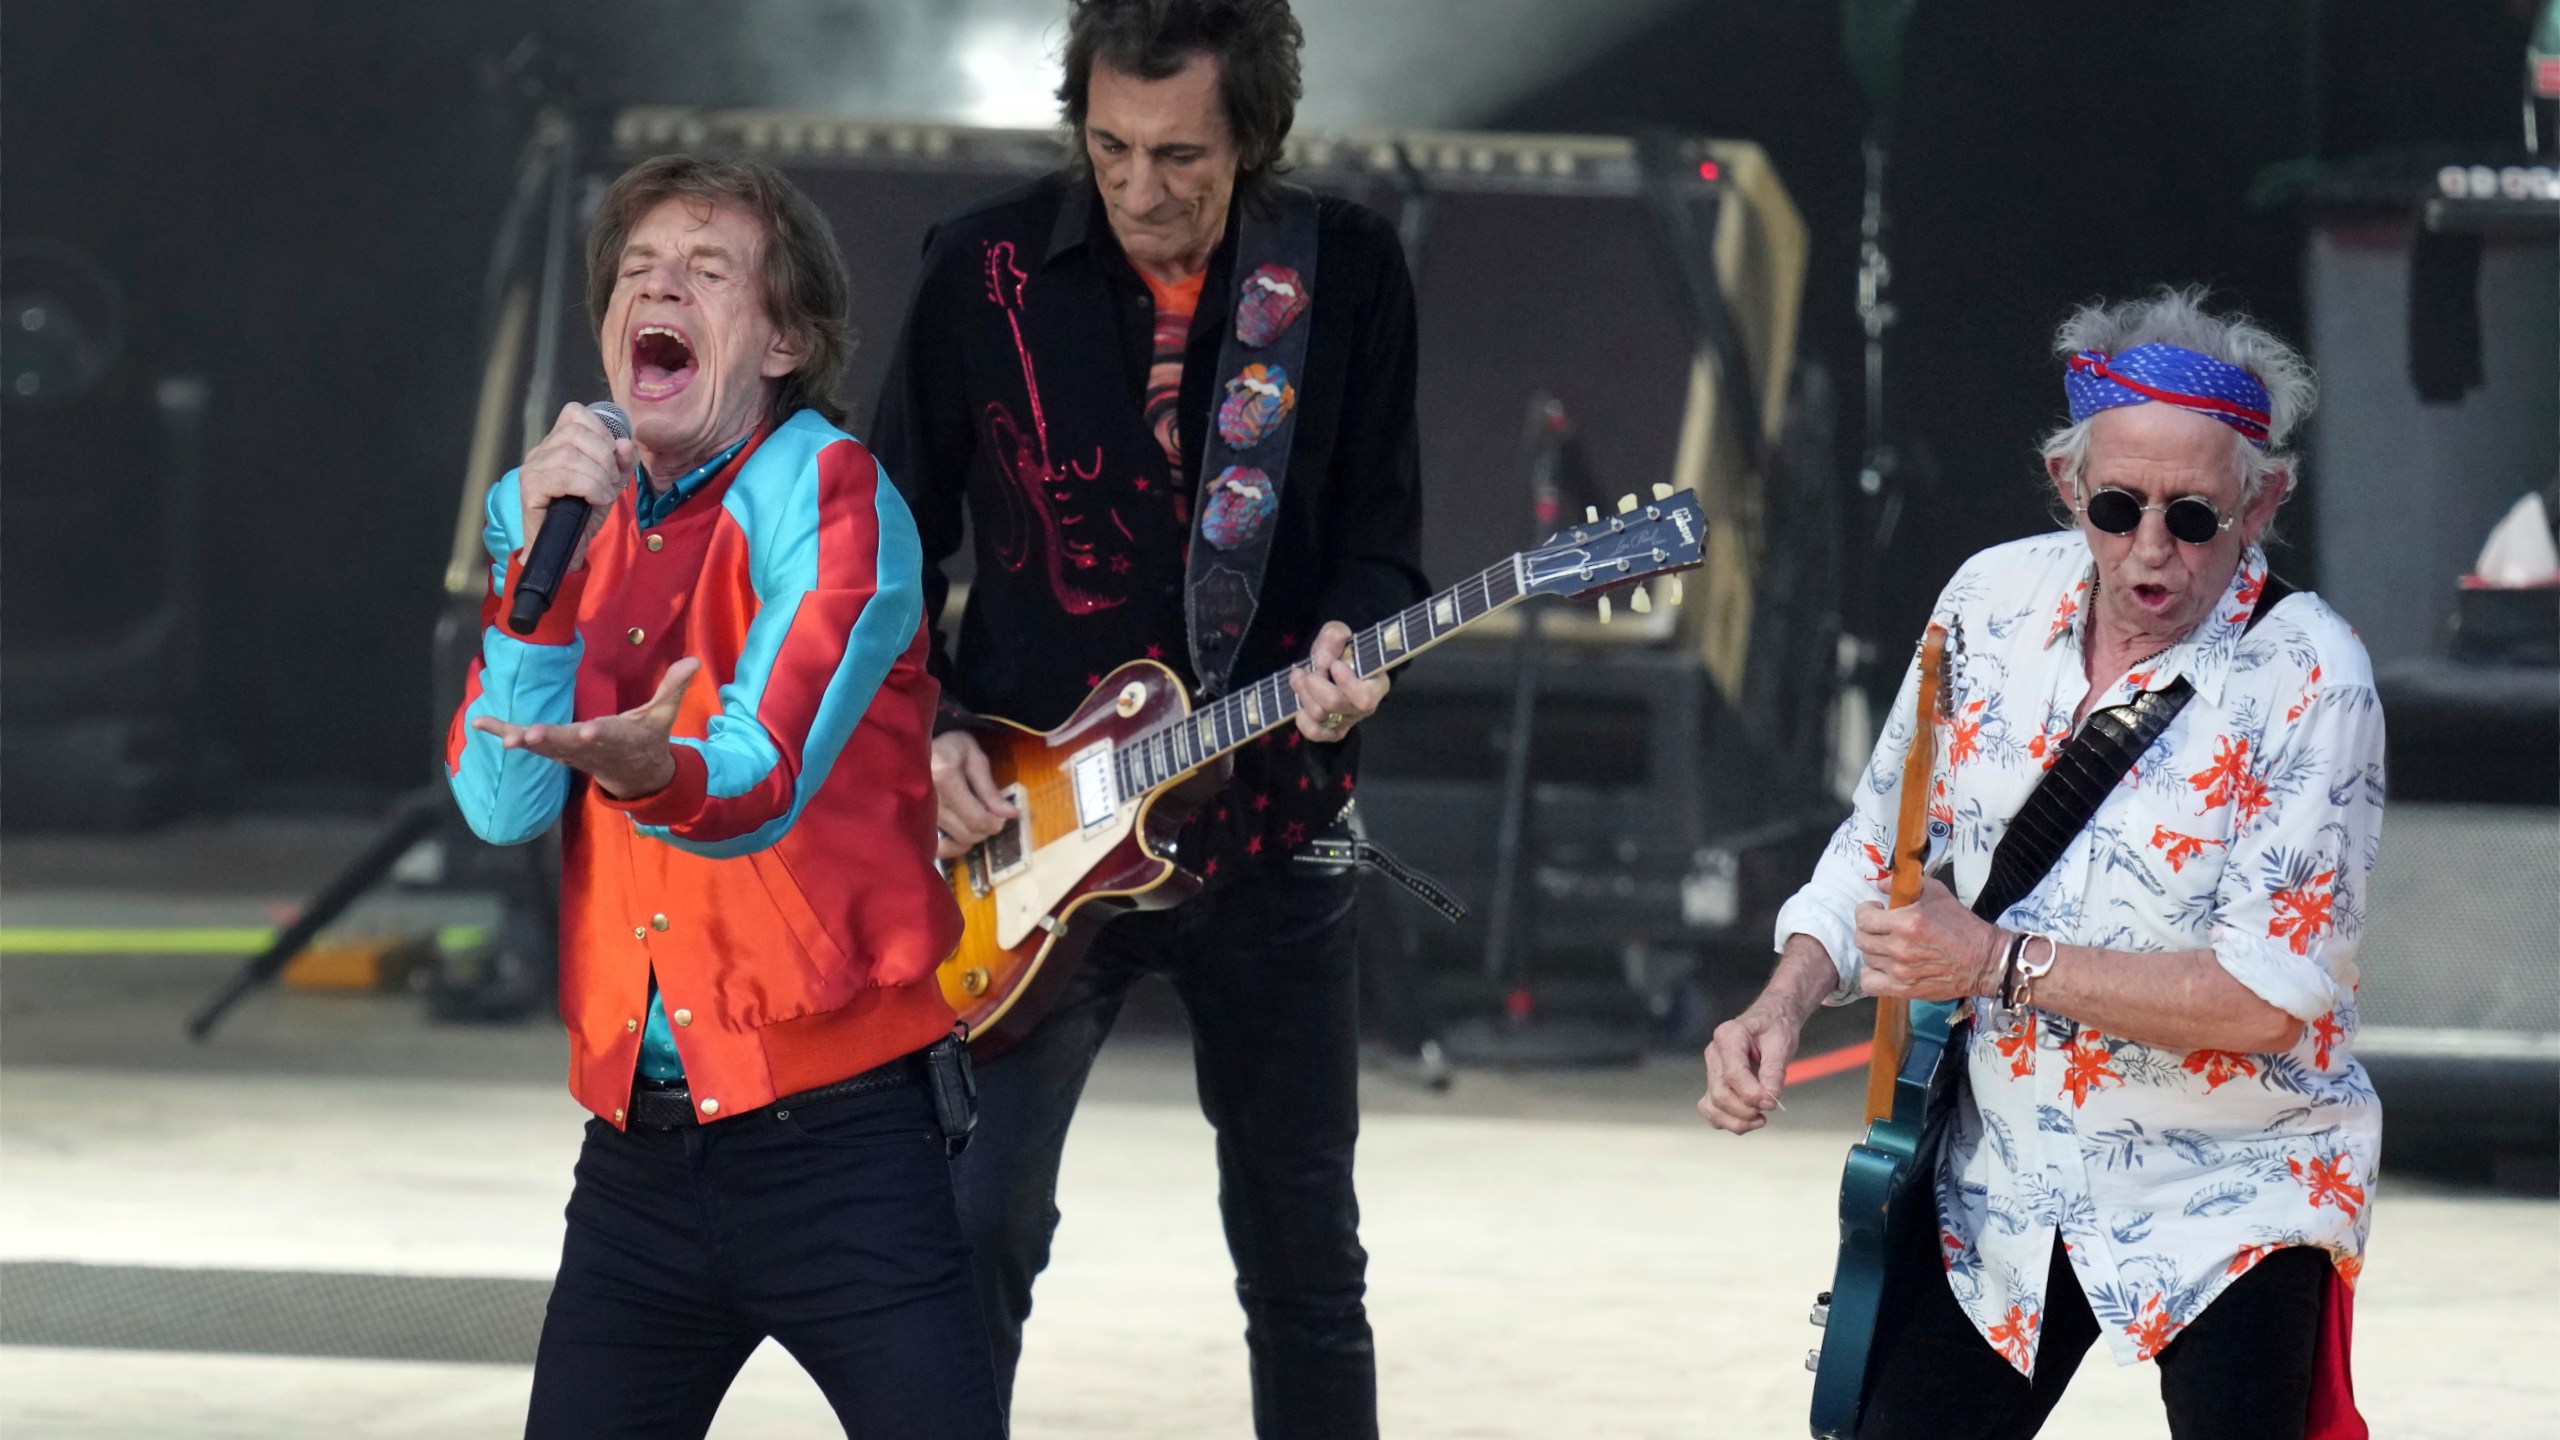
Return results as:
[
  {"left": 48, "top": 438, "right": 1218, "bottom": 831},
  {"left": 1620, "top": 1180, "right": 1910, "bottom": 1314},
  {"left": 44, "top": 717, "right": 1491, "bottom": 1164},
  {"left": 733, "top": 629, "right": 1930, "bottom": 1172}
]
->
[{"left": 626, "top": 1052, "right": 917, "bottom": 1130}]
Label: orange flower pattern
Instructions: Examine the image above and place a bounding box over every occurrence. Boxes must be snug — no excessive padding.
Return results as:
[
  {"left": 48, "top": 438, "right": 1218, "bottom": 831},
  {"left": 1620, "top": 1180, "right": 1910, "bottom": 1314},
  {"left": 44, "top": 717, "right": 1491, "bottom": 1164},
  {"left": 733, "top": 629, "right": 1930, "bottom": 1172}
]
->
[
  {"left": 2060, "top": 1029, "right": 2123, "bottom": 1107},
  {"left": 2225, "top": 1242, "right": 2282, "bottom": 1277},
  {"left": 1993, "top": 1023, "right": 2038, "bottom": 1078},
  {"left": 1949, "top": 697, "right": 1987, "bottom": 766},
  {"left": 2180, "top": 1048, "right": 2259, "bottom": 1091},
  {"left": 2047, "top": 578, "right": 2087, "bottom": 646},
  {"left": 2026, "top": 711, "right": 2072, "bottom": 771},
  {"left": 2267, "top": 869, "right": 2337, "bottom": 955},
  {"left": 2147, "top": 825, "right": 2222, "bottom": 873},
  {"left": 2287, "top": 665, "right": 2324, "bottom": 723},
  {"left": 1987, "top": 1303, "right": 2041, "bottom": 1370},
  {"left": 1776, "top": 536, "right": 2381, "bottom": 1377},
  {"left": 2188, "top": 735, "right": 2253, "bottom": 812},
  {"left": 2288, "top": 1153, "right": 2368, "bottom": 1218},
  {"left": 2122, "top": 1293, "right": 2183, "bottom": 1361}
]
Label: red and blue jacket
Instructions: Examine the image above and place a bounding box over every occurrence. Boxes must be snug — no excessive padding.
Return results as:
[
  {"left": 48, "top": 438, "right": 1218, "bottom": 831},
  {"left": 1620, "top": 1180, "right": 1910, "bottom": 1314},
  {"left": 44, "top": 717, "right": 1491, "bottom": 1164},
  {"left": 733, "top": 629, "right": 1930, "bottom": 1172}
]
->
[{"left": 446, "top": 408, "right": 961, "bottom": 1128}]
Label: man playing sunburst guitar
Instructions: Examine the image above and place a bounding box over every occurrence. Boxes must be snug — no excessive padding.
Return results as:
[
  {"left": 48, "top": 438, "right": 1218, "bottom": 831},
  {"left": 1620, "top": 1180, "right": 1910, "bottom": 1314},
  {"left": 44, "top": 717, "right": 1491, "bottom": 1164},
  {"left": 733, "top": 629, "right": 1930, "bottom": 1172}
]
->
[
  {"left": 1700, "top": 290, "right": 2384, "bottom": 1440},
  {"left": 869, "top": 1, "right": 1425, "bottom": 1431}
]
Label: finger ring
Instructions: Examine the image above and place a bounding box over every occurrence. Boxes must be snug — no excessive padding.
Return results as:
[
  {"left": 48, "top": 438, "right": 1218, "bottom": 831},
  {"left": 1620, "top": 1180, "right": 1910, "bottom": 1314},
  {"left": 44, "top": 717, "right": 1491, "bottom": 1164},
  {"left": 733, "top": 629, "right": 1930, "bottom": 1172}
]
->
[{"left": 1322, "top": 712, "right": 1345, "bottom": 730}]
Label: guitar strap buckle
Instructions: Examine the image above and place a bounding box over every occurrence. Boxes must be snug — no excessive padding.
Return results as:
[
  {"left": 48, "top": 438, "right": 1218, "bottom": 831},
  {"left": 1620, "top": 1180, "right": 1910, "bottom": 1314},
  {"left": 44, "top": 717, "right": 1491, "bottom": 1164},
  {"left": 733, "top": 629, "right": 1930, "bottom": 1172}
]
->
[{"left": 1295, "top": 802, "right": 1469, "bottom": 924}]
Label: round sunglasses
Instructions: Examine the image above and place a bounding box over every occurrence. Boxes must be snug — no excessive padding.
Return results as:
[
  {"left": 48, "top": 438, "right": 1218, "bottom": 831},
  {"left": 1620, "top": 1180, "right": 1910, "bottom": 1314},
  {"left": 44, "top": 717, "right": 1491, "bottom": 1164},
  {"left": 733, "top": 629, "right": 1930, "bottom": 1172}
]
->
[{"left": 2076, "top": 485, "right": 2237, "bottom": 546}]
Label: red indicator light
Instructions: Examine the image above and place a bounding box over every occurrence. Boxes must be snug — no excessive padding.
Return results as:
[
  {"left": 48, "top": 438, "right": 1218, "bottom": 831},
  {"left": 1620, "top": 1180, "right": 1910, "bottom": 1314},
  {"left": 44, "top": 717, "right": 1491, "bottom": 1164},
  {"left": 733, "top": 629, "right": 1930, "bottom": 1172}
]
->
[{"left": 1697, "top": 159, "right": 1721, "bottom": 181}]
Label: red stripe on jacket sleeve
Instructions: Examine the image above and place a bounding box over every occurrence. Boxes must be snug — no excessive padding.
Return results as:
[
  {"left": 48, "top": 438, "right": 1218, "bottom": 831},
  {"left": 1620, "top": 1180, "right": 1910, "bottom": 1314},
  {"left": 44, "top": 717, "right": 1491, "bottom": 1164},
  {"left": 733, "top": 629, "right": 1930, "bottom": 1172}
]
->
[
  {"left": 592, "top": 741, "right": 711, "bottom": 826},
  {"left": 739, "top": 440, "right": 883, "bottom": 788},
  {"left": 499, "top": 552, "right": 592, "bottom": 647}
]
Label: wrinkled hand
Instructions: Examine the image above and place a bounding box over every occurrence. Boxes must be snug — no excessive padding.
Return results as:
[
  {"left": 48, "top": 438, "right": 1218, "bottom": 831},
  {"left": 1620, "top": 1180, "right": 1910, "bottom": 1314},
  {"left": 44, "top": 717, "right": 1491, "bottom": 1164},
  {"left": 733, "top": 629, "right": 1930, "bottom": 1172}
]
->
[
  {"left": 1698, "top": 1001, "right": 1806, "bottom": 1134},
  {"left": 472, "top": 658, "right": 696, "bottom": 800},
  {"left": 930, "top": 730, "right": 1017, "bottom": 861},
  {"left": 1855, "top": 877, "right": 2006, "bottom": 1002},
  {"left": 1290, "top": 621, "right": 1389, "bottom": 743},
  {"left": 518, "top": 402, "right": 636, "bottom": 572}
]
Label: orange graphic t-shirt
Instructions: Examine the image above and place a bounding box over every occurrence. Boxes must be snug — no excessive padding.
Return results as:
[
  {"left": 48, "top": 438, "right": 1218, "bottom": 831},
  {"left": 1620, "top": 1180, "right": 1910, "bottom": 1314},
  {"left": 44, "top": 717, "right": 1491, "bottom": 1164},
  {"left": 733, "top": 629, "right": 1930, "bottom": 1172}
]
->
[{"left": 1141, "top": 268, "right": 1205, "bottom": 470}]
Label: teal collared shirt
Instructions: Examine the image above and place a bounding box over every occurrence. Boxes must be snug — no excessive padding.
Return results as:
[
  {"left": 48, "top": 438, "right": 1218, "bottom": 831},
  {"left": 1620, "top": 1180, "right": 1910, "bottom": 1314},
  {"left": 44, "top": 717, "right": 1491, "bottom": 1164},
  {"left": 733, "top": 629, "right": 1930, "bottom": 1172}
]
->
[{"left": 631, "top": 432, "right": 753, "bottom": 1083}]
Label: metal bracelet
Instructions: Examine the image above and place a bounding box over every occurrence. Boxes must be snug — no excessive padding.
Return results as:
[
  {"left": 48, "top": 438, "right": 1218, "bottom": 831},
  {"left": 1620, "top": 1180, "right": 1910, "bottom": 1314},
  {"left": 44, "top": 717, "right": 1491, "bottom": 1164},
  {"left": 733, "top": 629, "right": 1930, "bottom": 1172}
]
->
[{"left": 2012, "top": 931, "right": 2060, "bottom": 1018}]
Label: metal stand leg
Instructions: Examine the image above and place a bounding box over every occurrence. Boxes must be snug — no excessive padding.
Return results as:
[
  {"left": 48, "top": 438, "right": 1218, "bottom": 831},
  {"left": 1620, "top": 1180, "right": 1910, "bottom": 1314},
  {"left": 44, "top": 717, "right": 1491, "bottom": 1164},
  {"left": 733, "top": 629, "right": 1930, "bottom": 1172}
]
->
[{"left": 184, "top": 788, "right": 452, "bottom": 1040}]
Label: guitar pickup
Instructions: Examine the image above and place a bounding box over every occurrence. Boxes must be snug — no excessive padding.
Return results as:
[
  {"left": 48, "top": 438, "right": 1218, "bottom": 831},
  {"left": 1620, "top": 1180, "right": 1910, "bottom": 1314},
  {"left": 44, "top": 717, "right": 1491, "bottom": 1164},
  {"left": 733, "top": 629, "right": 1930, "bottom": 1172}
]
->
[
  {"left": 982, "top": 784, "right": 1031, "bottom": 883},
  {"left": 1069, "top": 743, "right": 1119, "bottom": 831}
]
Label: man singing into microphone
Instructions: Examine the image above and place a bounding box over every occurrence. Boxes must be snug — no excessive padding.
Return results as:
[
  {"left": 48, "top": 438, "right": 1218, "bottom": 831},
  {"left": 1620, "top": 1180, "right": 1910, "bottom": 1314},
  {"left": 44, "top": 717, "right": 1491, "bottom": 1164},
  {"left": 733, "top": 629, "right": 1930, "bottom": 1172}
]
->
[{"left": 446, "top": 154, "right": 1001, "bottom": 1439}]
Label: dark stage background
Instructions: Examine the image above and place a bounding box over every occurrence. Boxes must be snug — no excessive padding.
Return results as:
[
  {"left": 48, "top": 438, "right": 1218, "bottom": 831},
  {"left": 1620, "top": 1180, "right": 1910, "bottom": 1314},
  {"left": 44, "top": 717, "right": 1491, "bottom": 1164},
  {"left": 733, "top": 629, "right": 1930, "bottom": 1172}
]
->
[{"left": 1, "top": 0, "right": 2534, "bottom": 808}]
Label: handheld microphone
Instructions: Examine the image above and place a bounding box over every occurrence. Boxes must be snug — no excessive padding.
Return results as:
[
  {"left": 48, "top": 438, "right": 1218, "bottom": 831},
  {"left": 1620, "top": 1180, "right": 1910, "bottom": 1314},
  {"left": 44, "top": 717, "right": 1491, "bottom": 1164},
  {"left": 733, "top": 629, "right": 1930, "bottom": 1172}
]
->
[{"left": 506, "top": 401, "right": 631, "bottom": 635}]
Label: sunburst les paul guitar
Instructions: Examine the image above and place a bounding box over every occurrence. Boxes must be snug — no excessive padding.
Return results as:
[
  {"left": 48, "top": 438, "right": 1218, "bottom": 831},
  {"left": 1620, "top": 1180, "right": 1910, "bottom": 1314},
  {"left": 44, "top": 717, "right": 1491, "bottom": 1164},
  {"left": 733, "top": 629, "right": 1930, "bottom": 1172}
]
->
[{"left": 935, "top": 487, "right": 1709, "bottom": 1055}]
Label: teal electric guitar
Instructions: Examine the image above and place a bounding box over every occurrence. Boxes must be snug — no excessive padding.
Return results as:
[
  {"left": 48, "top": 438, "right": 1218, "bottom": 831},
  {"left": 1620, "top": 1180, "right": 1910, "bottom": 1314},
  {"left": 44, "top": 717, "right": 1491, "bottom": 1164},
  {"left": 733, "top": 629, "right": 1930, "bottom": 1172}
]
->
[{"left": 1807, "top": 621, "right": 1968, "bottom": 1438}]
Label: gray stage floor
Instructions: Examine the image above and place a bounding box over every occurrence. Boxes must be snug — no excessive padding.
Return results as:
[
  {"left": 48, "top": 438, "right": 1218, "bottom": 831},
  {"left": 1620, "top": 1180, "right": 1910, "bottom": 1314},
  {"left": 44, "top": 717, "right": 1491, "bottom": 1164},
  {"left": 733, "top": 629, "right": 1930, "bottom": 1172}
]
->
[{"left": 2, "top": 818, "right": 2553, "bottom": 1437}]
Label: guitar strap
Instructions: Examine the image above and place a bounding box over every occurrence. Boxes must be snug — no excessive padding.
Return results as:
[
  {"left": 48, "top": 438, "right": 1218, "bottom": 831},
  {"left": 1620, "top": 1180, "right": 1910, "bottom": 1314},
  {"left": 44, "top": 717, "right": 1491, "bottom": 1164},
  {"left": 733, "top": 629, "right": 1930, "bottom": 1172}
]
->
[
  {"left": 1967, "top": 572, "right": 2294, "bottom": 925},
  {"left": 1182, "top": 183, "right": 1321, "bottom": 697}
]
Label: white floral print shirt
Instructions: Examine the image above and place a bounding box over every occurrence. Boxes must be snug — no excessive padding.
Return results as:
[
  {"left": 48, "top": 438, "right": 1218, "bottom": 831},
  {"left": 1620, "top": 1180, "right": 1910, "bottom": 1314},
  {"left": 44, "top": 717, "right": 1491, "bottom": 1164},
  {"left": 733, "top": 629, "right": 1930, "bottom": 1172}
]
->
[{"left": 1777, "top": 533, "right": 2384, "bottom": 1375}]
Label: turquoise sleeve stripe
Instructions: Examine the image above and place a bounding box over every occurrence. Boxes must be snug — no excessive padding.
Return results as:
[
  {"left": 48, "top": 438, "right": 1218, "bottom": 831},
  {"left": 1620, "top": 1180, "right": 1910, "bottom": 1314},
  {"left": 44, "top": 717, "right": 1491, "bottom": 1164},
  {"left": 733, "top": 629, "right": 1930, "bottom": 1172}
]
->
[
  {"left": 448, "top": 469, "right": 576, "bottom": 846},
  {"left": 636, "top": 416, "right": 923, "bottom": 859},
  {"left": 452, "top": 635, "right": 578, "bottom": 844}
]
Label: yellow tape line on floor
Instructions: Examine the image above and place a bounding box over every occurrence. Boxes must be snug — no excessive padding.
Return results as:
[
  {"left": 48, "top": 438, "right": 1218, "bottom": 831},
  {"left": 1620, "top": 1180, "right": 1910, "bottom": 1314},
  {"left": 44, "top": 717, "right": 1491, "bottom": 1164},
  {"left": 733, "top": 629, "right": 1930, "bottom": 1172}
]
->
[{"left": 0, "top": 926, "right": 488, "bottom": 955}]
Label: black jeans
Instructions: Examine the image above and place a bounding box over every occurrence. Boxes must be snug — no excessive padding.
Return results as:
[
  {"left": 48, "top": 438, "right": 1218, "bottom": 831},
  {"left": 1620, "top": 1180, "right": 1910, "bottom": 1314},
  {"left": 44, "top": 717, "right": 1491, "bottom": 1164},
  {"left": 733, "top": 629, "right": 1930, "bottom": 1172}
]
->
[
  {"left": 524, "top": 1075, "right": 1004, "bottom": 1440},
  {"left": 1861, "top": 1198, "right": 2328, "bottom": 1440},
  {"left": 954, "top": 863, "right": 1375, "bottom": 1439}
]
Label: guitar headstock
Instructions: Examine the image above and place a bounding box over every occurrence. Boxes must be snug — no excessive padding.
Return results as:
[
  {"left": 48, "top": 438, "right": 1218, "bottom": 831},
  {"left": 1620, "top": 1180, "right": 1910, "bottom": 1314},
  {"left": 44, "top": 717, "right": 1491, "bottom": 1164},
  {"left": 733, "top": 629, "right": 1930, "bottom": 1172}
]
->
[
  {"left": 1519, "top": 485, "right": 1707, "bottom": 617},
  {"left": 1917, "top": 618, "right": 1964, "bottom": 720}
]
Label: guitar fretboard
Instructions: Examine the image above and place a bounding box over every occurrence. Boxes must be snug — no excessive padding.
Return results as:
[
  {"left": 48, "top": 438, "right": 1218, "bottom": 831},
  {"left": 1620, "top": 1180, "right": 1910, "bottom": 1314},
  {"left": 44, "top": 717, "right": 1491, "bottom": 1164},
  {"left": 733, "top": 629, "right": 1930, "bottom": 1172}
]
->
[{"left": 1113, "top": 556, "right": 1527, "bottom": 798}]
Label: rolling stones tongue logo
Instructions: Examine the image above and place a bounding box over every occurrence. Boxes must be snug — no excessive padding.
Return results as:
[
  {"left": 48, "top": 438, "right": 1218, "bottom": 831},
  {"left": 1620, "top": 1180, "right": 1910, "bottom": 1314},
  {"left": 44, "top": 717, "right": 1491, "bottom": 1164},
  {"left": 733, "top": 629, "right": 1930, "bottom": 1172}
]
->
[
  {"left": 1216, "top": 363, "right": 1296, "bottom": 449},
  {"left": 1235, "top": 265, "right": 1308, "bottom": 348},
  {"left": 1200, "top": 466, "right": 1278, "bottom": 551},
  {"left": 978, "top": 241, "right": 1124, "bottom": 614}
]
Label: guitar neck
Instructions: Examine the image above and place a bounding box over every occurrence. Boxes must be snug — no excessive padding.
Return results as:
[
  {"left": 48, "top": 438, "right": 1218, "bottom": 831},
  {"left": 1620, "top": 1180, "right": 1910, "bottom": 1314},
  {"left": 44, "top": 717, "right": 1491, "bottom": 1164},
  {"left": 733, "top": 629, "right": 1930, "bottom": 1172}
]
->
[
  {"left": 1114, "top": 557, "right": 1527, "bottom": 799},
  {"left": 1866, "top": 622, "right": 1949, "bottom": 1124}
]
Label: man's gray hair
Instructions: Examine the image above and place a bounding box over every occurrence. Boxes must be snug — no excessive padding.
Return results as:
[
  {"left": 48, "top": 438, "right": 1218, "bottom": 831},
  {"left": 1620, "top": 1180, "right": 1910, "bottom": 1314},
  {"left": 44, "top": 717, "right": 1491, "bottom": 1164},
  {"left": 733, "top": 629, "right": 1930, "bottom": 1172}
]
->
[{"left": 2037, "top": 287, "right": 2317, "bottom": 507}]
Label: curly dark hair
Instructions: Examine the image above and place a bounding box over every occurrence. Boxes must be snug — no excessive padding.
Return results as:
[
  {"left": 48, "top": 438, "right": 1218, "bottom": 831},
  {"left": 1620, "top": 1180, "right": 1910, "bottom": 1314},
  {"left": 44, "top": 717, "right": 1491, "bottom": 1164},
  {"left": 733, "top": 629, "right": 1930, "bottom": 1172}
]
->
[
  {"left": 584, "top": 154, "right": 854, "bottom": 426},
  {"left": 1058, "top": 0, "right": 1304, "bottom": 186}
]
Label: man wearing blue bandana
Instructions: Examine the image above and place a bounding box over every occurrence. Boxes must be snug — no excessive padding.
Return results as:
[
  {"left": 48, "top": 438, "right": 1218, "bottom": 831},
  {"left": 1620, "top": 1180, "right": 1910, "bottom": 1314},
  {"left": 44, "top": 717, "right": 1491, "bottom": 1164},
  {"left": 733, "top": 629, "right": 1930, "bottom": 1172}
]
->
[{"left": 1702, "top": 288, "right": 2383, "bottom": 1440}]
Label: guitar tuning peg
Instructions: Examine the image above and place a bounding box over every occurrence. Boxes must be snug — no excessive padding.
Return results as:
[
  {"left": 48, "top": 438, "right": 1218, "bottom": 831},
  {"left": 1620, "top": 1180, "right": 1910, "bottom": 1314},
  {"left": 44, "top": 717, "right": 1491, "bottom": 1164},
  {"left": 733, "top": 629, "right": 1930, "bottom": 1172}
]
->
[
  {"left": 1616, "top": 494, "right": 1639, "bottom": 514},
  {"left": 1630, "top": 584, "right": 1652, "bottom": 614},
  {"left": 1651, "top": 482, "right": 1674, "bottom": 501},
  {"left": 1668, "top": 575, "right": 1684, "bottom": 605},
  {"left": 1584, "top": 505, "right": 1600, "bottom": 524},
  {"left": 1596, "top": 594, "right": 1613, "bottom": 624}
]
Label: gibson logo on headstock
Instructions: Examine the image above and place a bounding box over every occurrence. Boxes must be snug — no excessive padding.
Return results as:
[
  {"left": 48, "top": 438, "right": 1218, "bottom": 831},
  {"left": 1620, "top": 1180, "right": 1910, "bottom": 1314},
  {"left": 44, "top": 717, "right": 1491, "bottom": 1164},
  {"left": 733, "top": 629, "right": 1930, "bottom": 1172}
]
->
[{"left": 1672, "top": 510, "right": 1697, "bottom": 547}]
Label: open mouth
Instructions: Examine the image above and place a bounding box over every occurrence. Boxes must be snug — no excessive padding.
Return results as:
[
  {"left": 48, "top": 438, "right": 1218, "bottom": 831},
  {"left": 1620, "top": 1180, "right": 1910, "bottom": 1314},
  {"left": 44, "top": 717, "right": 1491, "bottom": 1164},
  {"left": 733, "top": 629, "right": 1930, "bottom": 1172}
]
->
[
  {"left": 629, "top": 324, "right": 697, "bottom": 401},
  {"left": 2130, "top": 582, "right": 2173, "bottom": 610}
]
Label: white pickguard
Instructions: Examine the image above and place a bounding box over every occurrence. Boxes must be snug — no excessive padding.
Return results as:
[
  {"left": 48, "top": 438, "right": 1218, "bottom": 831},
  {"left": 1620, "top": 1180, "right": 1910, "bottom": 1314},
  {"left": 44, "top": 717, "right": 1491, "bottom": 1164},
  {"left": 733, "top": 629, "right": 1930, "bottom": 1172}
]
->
[{"left": 990, "top": 802, "right": 1144, "bottom": 951}]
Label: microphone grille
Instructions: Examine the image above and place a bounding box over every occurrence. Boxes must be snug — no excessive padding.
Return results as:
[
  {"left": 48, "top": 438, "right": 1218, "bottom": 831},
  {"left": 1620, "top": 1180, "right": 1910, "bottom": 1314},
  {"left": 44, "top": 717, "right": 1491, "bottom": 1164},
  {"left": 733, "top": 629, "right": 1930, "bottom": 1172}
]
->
[{"left": 586, "top": 401, "right": 632, "bottom": 441}]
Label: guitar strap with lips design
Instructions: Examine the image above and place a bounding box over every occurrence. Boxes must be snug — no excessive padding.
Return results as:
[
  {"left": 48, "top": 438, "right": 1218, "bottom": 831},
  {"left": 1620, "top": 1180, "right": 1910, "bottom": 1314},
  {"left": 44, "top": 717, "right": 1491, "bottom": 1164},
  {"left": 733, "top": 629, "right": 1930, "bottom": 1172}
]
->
[{"left": 1183, "top": 183, "right": 1320, "bottom": 698}]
